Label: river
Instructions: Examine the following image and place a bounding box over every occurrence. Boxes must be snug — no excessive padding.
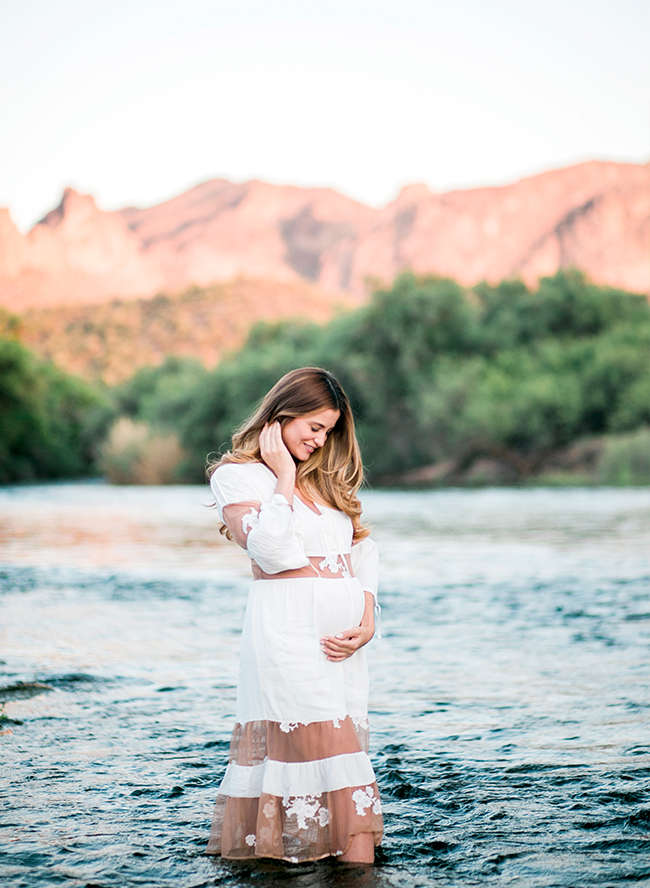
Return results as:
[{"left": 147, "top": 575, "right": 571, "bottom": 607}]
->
[{"left": 1, "top": 483, "right": 649, "bottom": 887}]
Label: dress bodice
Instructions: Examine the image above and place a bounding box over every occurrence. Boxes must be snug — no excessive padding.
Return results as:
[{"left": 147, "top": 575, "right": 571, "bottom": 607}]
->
[
  {"left": 209, "top": 461, "right": 378, "bottom": 605},
  {"left": 211, "top": 462, "right": 354, "bottom": 557}
]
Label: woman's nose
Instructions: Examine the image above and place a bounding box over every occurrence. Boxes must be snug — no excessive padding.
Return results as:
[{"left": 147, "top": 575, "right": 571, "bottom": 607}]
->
[{"left": 313, "top": 433, "right": 326, "bottom": 448}]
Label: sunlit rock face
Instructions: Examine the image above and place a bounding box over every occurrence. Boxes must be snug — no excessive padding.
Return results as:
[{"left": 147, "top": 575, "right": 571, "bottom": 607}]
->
[
  {"left": 0, "top": 160, "right": 647, "bottom": 313},
  {"left": 0, "top": 189, "right": 165, "bottom": 310},
  {"left": 118, "top": 178, "right": 376, "bottom": 297},
  {"left": 350, "top": 161, "right": 649, "bottom": 296}
]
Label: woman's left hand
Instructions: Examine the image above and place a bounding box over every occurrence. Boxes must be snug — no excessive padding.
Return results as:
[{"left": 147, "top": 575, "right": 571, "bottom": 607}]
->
[
  {"left": 320, "top": 591, "right": 375, "bottom": 661},
  {"left": 320, "top": 623, "right": 374, "bottom": 662}
]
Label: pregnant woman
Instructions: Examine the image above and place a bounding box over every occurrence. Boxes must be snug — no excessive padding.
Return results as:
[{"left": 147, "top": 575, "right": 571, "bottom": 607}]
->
[{"left": 206, "top": 367, "right": 382, "bottom": 864}]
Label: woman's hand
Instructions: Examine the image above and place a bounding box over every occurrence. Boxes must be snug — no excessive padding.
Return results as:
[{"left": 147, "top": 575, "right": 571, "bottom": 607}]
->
[
  {"left": 259, "top": 422, "right": 296, "bottom": 500},
  {"left": 320, "top": 591, "right": 375, "bottom": 662}
]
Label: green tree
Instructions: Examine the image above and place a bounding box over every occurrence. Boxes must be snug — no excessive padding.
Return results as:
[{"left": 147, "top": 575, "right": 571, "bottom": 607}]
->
[
  {"left": 108, "top": 270, "right": 650, "bottom": 485},
  {"left": 0, "top": 338, "right": 110, "bottom": 483}
]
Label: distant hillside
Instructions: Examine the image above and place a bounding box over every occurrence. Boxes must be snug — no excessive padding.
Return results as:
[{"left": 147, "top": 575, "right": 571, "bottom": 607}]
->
[
  {"left": 0, "top": 160, "right": 647, "bottom": 315},
  {"left": 15, "top": 279, "right": 351, "bottom": 384}
]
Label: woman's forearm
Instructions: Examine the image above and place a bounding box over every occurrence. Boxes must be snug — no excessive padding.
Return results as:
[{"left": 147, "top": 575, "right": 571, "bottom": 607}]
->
[{"left": 360, "top": 590, "right": 375, "bottom": 634}]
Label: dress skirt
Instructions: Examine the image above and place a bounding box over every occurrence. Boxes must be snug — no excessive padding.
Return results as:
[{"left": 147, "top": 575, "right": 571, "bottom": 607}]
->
[{"left": 207, "top": 575, "right": 383, "bottom": 862}]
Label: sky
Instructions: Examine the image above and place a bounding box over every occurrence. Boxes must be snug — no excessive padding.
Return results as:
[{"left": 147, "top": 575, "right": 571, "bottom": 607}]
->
[{"left": 1, "top": 0, "right": 648, "bottom": 231}]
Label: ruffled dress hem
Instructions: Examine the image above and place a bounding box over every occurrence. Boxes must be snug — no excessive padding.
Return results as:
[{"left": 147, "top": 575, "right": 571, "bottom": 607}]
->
[{"left": 206, "top": 717, "right": 383, "bottom": 862}]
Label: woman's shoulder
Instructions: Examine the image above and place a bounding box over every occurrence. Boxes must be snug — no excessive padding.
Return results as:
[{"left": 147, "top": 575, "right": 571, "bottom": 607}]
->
[
  {"left": 210, "top": 461, "right": 276, "bottom": 504},
  {"left": 212, "top": 460, "right": 272, "bottom": 478}
]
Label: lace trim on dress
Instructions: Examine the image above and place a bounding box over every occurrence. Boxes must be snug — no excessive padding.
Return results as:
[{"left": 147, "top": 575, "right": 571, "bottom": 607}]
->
[
  {"left": 283, "top": 795, "right": 331, "bottom": 830},
  {"left": 222, "top": 504, "right": 357, "bottom": 581},
  {"left": 241, "top": 509, "right": 258, "bottom": 535},
  {"left": 207, "top": 783, "right": 382, "bottom": 862},
  {"left": 222, "top": 501, "right": 262, "bottom": 548},
  {"left": 319, "top": 553, "right": 342, "bottom": 573},
  {"left": 250, "top": 553, "right": 356, "bottom": 581},
  {"left": 279, "top": 722, "right": 299, "bottom": 734},
  {"left": 208, "top": 717, "right": 382, "bottom": 863},
  {"left": 352, "top": 785, "right": 382, "bottom": 816},
  {"left": 282, "top": 717, "right": 362, "bottom": 733}
]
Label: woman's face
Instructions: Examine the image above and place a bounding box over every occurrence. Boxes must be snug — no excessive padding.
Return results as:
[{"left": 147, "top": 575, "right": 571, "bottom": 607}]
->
[{"left": 281, "top": 409, "right": 340, "bottom": 461}]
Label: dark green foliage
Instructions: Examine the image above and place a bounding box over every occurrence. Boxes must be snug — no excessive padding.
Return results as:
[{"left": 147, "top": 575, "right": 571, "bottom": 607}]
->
[
  {"left": 112, "top": 355, "right": 208, "bottom": 429},
  {"left": 474, "top": 270, "right": 649, "bottom": 348},
  {"left": 5, "top": 271, "right": 650, "bottom": 483},
  {"left": 17, "top": 270, "right": 643, "bottom": 486},
  {"left": 162, "top": 269, "right": 649, "bottom": 482},
  {"left": 0, "top": 337, "right": 110, "bottom": 483}
]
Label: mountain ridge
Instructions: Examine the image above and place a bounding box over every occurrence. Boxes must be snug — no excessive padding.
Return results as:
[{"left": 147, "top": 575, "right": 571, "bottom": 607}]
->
[{"left": 0, "top": 160, "right": 647, "bottom": 314}]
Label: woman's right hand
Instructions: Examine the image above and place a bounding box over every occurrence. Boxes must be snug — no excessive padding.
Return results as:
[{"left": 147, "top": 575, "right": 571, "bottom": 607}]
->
[{"left": 259, "top": 422, "right": 296, "bottom": 484}]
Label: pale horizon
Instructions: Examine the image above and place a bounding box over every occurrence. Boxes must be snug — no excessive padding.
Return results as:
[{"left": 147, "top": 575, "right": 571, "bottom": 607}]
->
[{"left": 2, "top": 0, "right": 648, "bottom": 232}]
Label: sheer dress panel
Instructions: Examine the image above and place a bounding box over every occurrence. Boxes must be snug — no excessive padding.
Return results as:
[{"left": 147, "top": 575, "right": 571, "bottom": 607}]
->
[
  {"left": 206, "top": 718, "right": 382, "bottom": 861},
  {"left": 222, "top": 502, "right": 356, "bottom": 580}
]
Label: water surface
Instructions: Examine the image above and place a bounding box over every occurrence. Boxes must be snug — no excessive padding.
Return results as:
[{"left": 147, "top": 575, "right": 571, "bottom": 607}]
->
[{"left": 1, "top": 483, "right": 649, "bottom": 887}]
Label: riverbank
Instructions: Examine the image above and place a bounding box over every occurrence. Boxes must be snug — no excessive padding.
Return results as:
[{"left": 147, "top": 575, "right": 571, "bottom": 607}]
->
[{"left": 378, "top": 427, "right": 650, "bottom": 488}]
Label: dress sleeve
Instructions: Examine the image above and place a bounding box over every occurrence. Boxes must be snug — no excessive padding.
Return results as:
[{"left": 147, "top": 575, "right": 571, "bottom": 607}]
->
[
  {"left": 351, "top": 537, "right": 381, "bottom": 637},
  {"left": 210, "top": 464, "right": 309, "bottom": 574}
]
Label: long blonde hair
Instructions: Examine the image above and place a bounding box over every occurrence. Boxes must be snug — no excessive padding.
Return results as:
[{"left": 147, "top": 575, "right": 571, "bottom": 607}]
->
[{"left": 208, "top": 367, "right": 370, "bottom": 541}]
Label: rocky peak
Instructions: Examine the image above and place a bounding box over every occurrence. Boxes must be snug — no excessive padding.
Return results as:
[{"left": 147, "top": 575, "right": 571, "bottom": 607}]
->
[
  {"left": 36, "top": 187, "right": 96, "bottom": 228},
  {"left": 0, "top": 161, "right": 647, "bottom": 313}
]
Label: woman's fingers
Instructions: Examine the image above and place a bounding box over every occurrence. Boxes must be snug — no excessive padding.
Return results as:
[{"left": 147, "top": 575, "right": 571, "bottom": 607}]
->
[
  {"left": 260, "top": 422, "right": 293, "bottom": 473},
  {"left": 322, "top": 644, "right": 352, "bottom": 662},
  {"left": 320, "top": 627, "right": 363, "bottom": 661},
  {"left": 320, "top": 622, "right": 375, "bottom": 661},
  {"left": 261, "top": 422, "right": 280, "bottom": 452}
]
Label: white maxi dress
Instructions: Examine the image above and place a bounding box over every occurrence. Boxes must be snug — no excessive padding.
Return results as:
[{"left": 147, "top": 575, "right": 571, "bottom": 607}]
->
[{"left": 206, "top": 462, "right": 383, "bottom": 862}]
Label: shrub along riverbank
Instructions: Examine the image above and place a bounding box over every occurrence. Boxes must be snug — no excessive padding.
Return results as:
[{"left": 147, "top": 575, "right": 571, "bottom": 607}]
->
[
  {"left": 0, "top": 331, "right": 110, "bottom": 484},
  {"left": 1, "top": 270, "right": 649, "bottom": 486}
]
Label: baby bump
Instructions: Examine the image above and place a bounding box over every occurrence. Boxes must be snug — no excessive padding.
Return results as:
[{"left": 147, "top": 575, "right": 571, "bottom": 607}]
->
[
  {"left": 238, "top": 578, "right": 366, "bottom": 723},
  {"left": 312, "top": 576, "right": 365, "bottom": 638},
  {"left": 244, "top": 577, "right": 364, "bottom": 679}
]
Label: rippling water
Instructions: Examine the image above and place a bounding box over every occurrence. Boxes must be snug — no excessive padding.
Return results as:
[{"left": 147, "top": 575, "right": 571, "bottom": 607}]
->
[{"left": 1, "top": 483, "right": 649, "bottom": 887}]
